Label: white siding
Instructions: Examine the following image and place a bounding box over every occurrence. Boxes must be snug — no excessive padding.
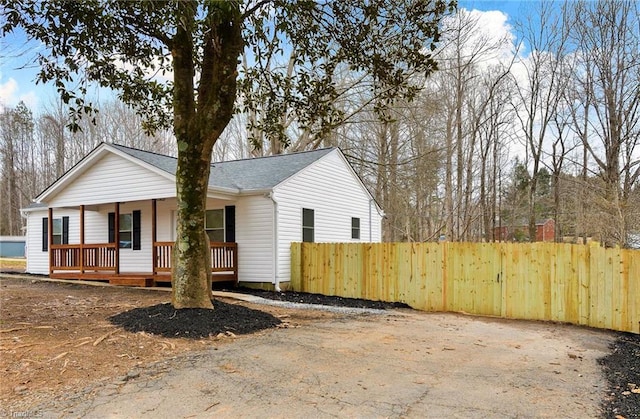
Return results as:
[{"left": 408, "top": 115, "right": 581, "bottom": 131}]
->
[
  {"left": 153, "top": 197, "right": 272, "bottom": 283},
  {"left": 25, "top": 208, "right": 82, "bottom": 275},
  {"left": 26, "top": 209, "right": 49, "bottom": 274},
  {"left": 116, "top": 201, "right": 152, "bottom": 272},
  {"left": 47, "top": 153, "right": 175, "bottom": 207},
  {"left": 71, "top": 202, "right": 153, "bottom": 272},
  {"left": 156, "top": 198, "right": 178, "bottom": 241},
  {"left": 235, "top": 195, "right": 274, "bottom": 283},
  {"left": 154, "top": 198, "right": 235, "bottom": 242},
  {"left": 273, "top": 150, "right": 382, "bottom": 283},
  {"left": 26, "top": 202, "right": 157, "bottom": 274}
]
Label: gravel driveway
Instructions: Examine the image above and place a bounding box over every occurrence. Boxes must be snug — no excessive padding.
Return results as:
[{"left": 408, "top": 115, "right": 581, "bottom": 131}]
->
[{"left": 41, "top": 310, "right": 613, "bottom": 418}]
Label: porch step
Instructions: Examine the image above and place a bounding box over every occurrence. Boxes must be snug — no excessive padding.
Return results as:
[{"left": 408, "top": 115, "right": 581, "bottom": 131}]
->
[{"left": 109, "top": 276, "right": 154, "bottom": 287}]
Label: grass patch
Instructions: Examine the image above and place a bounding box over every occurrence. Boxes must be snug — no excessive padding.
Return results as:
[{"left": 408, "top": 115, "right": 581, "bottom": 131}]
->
[{"left": 0, "top": 258, "right": 26, "bottom": 270}]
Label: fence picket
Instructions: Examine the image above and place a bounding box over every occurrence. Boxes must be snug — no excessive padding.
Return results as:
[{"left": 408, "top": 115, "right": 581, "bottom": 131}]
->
[{"left": 290, "top": 242, "right": 639, "bottom": 334}]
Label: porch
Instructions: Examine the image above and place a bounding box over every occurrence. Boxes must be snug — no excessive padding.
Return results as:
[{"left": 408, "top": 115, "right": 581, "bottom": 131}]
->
[
  {"left": 49, "top": 241, "right": 238, "bottom": 287},
  {"left": 46, "top": 200, "right": 237, "bottom": 287}
]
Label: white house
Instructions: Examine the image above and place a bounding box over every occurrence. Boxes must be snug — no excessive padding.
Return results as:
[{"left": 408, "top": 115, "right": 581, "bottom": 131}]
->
[{"left": 21, "top": 142, "right": 383, "bottom": 290}]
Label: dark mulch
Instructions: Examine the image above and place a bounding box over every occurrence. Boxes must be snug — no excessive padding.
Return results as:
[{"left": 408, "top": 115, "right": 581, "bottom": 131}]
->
[
  {"left": 108, "top": 289, "right": 407, "bottom": 340},
  {"left": 109, "top": 299, "right": 281, "bottom": 339},
  {"left": 231, "top": 287, "right": 411, "bottom": 310},
  {"left": 598, "top": 332, "right": 640, "bottom": 418}
]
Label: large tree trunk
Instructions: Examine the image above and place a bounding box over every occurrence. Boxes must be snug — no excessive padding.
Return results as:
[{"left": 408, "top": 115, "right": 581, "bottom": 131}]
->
[{"left": 171, "top": 2, "right": 244, "bottom": 309}]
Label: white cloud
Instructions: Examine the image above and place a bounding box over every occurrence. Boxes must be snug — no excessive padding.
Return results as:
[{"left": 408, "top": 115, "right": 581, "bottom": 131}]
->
[
  {"left": 0, "top": 76, "right": 39, "bottom": 110},
  {"left": 439, "top": 8, "right": 515, "bottom": 57},
  {"left": 0, "top": 77, "right": 19, "bottom": 106}
]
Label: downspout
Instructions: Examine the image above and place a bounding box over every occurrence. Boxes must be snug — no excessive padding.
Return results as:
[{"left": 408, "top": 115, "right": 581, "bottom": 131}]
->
[
  {"left": 369, "top": 199, "right": 373, "bottom": 241},
  {"left": 19, "top": 209, "right": 28, "bottom": 268},
  {"left": 267, "top": 191, "right": 281, "bottom": 292}
]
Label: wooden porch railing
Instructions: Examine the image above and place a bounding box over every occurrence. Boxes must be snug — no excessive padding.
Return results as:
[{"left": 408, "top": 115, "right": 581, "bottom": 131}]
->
[
  {"left": 50, "top": 242, "right": 237, "bottom": 282},
  {"left": 50, "top": 243, "right": 117, "bottom": 272},
  {"left": 153, "top": 241, "right": 238, "bottom": 281}
]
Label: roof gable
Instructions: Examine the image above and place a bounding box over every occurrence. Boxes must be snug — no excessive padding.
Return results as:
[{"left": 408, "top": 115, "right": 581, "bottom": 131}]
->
[
  {"left": 273, "top": 148, "right": 383, "bottom": 213},
  {"left": 33, "top": 143, "right": 339, "bottom": 205},
  {"left": 35, "top": 143, "right": 175, "bottom": 203}
]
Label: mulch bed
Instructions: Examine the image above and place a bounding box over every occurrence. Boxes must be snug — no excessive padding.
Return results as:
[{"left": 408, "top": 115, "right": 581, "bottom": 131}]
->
[
  {"left": 109, "top": 299, "right": 282, "bottom": 338},
  {"left": 232, "top": 287, "right": 411, "bottom": 310},
  {"left": 599, "top": 332, "right": 640, "bottom": 418},
  {"left": 108, "top": 289, "right": 406, "bottom": 339}
]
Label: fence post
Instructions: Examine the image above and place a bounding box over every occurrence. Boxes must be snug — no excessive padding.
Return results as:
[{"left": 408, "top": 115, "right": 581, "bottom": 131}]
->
[{"left": 290, "top": 242, "right": 302, "bottom": 291}]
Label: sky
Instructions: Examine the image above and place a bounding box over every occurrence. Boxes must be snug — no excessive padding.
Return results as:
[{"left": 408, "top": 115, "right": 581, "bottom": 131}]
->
[{"left": 0, "top": 1, "right": 535, "bottom": 112}]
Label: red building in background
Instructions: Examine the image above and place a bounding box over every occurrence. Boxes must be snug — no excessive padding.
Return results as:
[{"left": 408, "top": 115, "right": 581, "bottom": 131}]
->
[{"left": 493, "top": 219, "right": 555, "bottom": 242}]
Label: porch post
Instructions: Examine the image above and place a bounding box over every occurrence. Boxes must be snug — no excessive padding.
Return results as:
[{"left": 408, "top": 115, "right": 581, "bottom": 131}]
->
[
  {"left": 115, "top": 202, "right": 120, "bottom": 274},
  {"left": 48, "top": 207, "right": 53, "bottom": 276},
  {"left": 151, "top": 199, "right": 157, "bottom": 275},
  {"left": 80, "top": 205, "right": 85, "bottom": 273}
]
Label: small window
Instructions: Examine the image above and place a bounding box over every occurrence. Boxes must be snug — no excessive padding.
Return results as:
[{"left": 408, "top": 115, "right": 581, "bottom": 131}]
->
[
  {"left": 205, "top": 209, "right": 225, "bottom": 242},
  {"left": 351, "top": 217, "right": 360, "bottom": 240},
  {"left": 108, "top": 211, "right": 140, "bottom": 250},
  {"left": 119, "top": 214, "right": 132, "bottom": 249},
  {"left": 43, "top": 216, "right": 68, "bottom": 250},
  {"left": 52, "top": 218, "right": 63, "bottom": 245},
  {"left": 302, "top": 208, "right": 314, "bottom": 243}
]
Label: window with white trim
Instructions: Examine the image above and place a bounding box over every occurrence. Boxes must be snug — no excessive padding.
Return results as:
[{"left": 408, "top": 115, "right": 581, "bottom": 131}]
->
[
  {"left": 351, "top": 217, "right": 360, "bottom": 240},
  {"left": 108, "top": 210, "right": 141, "bottom": 250},
  {"left": 42, "top": 216, "right": 68, "bottom": 251},
  {"left": 119, "top": 213, "right": 132, "bottom": 249},
  {"left": 205, "top": 209, "right": 224, "bottom": 242},
  {"left": 302, "top": 208, "right": 314, "bottom": 243},
  {"left": 52, "top": 218, "right": 63, "bottom": 245}
]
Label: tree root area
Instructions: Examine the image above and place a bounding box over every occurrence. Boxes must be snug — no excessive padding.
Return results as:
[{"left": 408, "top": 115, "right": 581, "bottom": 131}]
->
[
  {"left": 109, "top": 300, "right": 281, "bottom": 339},
  {"left": 599, "top": 332, "right": 640, "bottom": 419}
]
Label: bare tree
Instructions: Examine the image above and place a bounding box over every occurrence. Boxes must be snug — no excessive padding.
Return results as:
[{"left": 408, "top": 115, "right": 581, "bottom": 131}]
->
[
  {"left": 568, "top": 0, "right": 640, "bottom": 246},
  {"left": 0, "top": 102, "right": 34, "bottom": 235},
  {"left": 510, "top": 1, "right": 571, "bottom": 241},
  {"left": 430, "top": 8, "right": 514, "bottom": 241}
]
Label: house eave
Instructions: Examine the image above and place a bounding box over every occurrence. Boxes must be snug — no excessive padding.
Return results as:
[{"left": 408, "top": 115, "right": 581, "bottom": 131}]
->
[
  {"left": 206, "top": 186, "right": 273, "bottom": 197},
  {"left": 238, "top": 188, "right": 273, "bottom": 196},
  {"left": 20, "top": 205, "right": 47, "bottom": 214},
  {"left": 35, "top": 142, "right": 177, "bottom": 205},
  {"left": 206, "top": 186, "right": 241, "bottom": 197}
]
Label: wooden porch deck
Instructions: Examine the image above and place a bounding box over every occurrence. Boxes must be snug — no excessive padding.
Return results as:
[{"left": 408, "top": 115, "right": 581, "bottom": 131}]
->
[
  {"left": 49, "top": 242, "right": 238, "bottom": 288},
  {"left": 50, "top": 271, "right": 157, "bottom": 287},
  {"left": 49, "top": 271, "right": 237, "bottom": 287}
]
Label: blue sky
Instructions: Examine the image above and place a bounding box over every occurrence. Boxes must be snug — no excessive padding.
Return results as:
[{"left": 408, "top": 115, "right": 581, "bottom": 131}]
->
[
  {"left": 459, "top": 0, "right": 529, "bottom": 18},
  {"left": 0, "top": 1, "right": 533, "bottom": 112}
]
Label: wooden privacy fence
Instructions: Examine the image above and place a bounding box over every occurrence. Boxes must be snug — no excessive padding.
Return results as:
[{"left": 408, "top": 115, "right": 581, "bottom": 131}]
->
[{"left": 290, "top": 242, "right": 640, "bottom": 334}]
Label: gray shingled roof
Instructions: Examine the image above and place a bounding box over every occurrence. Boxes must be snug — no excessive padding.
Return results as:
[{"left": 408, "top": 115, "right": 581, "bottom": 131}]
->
[{"left": 111, "top": 144, "right": 334, "bottom": 192}]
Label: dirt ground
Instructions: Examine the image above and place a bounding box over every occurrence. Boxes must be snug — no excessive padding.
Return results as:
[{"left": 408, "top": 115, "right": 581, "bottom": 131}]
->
[
  {"left": 0, "top": 274, "right": 637, "bottom": 418},
  {"left": 0, "top": 276, "right": 338, "bottom": 414}
]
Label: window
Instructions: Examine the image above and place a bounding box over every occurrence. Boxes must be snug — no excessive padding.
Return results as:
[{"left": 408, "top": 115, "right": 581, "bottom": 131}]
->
[
  {"left": 205, "top": 209, "right": 225, "bottom": 242},
  {"left": 52, "top": 218, "right": 63, "bottom": 245},
  {"left": 108, "top": 210, "right": 141, "bottom": 250},
  {"left": 119, "top": 213, "right": 133, "bottom": 249},
  {"left": 351, "top": 217, "right": 360, "bottom": 240},
  {"left": 302, "top": 208, "right": 314, "bottom": 243},
  {"left": 42, "top": 216, "right": 69, "bottom": 251}
]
